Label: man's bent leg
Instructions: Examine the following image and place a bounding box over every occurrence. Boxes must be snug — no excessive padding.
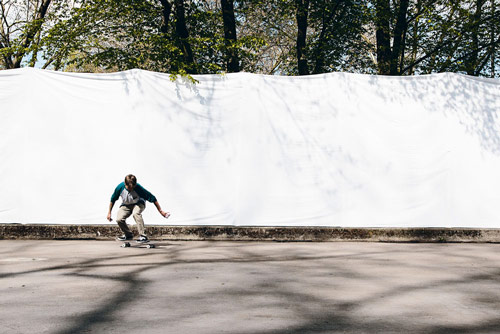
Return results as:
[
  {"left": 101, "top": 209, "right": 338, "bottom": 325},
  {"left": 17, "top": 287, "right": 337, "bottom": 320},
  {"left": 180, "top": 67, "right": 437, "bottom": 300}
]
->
[
  {"left": 116, "top": 205, "right": 134, "bottom": 237},
  {"left": 132, "top": 202, "right": 146, "bottom": 236}
]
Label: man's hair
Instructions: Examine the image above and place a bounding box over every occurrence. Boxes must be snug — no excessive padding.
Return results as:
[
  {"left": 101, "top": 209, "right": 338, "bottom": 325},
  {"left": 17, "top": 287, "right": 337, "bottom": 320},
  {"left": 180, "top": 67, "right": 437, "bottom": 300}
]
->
[{"left": 124, "top": 174, "right": 137, "bottom": 188}]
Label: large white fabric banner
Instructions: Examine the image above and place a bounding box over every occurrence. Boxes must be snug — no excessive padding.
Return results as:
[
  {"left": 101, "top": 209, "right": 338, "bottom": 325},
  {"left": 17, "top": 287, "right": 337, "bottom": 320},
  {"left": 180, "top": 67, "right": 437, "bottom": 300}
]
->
[{"left": 0, "top": 68, "right": 499, "bottom": 227}]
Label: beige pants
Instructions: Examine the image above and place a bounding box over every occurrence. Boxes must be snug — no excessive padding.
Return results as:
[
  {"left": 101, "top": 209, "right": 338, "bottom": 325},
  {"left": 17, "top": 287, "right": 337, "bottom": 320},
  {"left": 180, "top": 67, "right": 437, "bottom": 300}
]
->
[{"left": 116, "top": 202, "right": 146, "bottom": 237}]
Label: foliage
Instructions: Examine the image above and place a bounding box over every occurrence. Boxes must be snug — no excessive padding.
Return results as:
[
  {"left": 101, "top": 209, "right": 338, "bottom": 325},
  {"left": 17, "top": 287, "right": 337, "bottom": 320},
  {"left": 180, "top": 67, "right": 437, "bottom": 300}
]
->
[
  {"left": 366, "top": 0, "right": 499, "bottom": 76},
  {"left": 0, "top": 0, "right": 78, "bottom": 69},
  {"left": 1, "top": 0, "right": 499, "bottom": 77}
]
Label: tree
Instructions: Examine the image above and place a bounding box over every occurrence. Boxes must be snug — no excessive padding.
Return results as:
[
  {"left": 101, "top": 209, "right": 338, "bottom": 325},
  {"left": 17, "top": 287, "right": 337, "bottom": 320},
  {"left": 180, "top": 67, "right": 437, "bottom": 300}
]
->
[
  {"left": 237, "top": 0, "right": 370, "bottom": 75},
  {"left": 2, "top": 0, "right": 498, "bottom": 77},
  {"left": 490, "top": 0, "right": 497, "bottom": 76},
  {"left": 43, "top": 0, "right": 262, "bottom": 74},
  {"left": 221, "top": 0, "right": 239, "bottom": 72},
  {"left": 295, "top": 0, "right": 310, "bottom": 75},
  {"left": 374, "top": 0, "right": 413, "bottom": 75},
  {"left": 370, "top": 0, "right": 500, "bottom": 76},
  {"left": 0, "top": 0, "right": 78, "bottom": 69},
  {"left": 460, "top": 0, "right": 499, "bottom": 76},
  {"left": 308, "top": 0, "right": 370, "bottom": 74},
  {"left": 173, "top": 0, "right": 196, "bottom": 73},
  {"left": 235, "top": 0, "right": 295, "bottom": 74},
  {"left": 44, "top": 0, "right": 200, "bottom": 74}
]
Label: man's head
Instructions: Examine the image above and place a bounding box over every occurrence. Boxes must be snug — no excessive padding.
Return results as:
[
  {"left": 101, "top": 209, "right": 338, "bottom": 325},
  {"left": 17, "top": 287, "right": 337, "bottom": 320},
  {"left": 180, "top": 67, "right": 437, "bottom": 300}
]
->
[{"left": 124, "top": 174, "right": 137, "bottom": 191}]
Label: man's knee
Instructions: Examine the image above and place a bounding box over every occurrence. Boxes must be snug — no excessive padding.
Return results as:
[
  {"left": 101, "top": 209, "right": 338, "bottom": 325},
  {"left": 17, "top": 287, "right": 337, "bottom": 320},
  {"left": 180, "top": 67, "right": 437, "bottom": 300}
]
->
[
  {"left": 116, "top": 213, "right": 127, "bottom": 223},
  {"left": 133, "top": 206, "right": 144, "bottom": 218},
  {"left": 116, "top": 208, "right": 131, "bottom": 223}
]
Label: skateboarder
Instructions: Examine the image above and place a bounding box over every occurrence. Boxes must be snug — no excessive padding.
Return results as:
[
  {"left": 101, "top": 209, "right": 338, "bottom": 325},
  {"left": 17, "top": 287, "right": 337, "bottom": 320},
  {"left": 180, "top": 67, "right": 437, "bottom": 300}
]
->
[{"left": 107, "top": 174, "right": 170, "bottom": 243}]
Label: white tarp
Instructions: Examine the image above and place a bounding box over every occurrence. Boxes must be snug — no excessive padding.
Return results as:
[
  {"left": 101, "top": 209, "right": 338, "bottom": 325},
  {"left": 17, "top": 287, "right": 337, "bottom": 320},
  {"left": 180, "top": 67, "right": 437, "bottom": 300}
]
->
[{"left": 0, "top": 68, "right": 499, "bottom": 227}]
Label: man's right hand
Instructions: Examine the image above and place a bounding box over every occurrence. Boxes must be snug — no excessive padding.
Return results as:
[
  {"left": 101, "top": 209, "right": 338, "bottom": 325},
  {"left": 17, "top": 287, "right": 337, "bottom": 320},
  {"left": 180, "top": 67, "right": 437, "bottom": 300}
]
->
[{"left": 107, "top": 213, "right": 112, "bottom": 222}]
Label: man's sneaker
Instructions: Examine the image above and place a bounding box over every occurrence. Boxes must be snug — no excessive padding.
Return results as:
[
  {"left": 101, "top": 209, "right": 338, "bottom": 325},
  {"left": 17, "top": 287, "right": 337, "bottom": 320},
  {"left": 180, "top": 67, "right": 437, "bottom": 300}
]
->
[
  {"left": 116, "top": 234, "right": 133, "bottom": 241},
  {"left": 136, "top": 235, "right": 149, "bottom": 243}
]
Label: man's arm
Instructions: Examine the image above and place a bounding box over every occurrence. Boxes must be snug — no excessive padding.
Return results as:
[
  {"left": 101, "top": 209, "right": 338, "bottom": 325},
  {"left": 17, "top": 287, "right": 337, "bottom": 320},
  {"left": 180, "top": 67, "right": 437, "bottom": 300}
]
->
[
  {"left": 108, "top": 183, "right": 124, "bottom": 221},
  {"left": 135, "top": 184, "right": 157, "bottom": 203},
  {"left": 107, "top": 202, "right": 115, "bottom": 221},
  {"left": 154, "top": 201, "right": 170, "bottom": 218}
]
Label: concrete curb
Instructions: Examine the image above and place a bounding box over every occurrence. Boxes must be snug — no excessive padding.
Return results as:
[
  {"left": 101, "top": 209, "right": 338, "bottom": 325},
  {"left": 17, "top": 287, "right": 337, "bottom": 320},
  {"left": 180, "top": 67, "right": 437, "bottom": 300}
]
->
[{"left": 1, "top": 224, "right": 500, "bottom": 242}]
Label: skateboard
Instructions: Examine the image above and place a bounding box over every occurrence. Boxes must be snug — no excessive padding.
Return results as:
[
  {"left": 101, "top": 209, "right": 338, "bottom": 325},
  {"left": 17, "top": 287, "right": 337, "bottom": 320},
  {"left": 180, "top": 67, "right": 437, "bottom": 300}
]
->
[
  {"left": 117, "top": 238, "right": 156, "bottom": 249},
  {"left": 121, "top": 242, "right": 156, "bottom": 249},
  {"left": 112, "top": 212, "right": 169, "bottom": 249}
]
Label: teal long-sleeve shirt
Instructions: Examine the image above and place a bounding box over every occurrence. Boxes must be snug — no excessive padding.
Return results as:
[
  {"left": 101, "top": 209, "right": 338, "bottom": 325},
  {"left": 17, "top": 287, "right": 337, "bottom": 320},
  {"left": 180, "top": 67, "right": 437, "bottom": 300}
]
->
[{"left": 110, "top": 182, "right": 157, "bottom": 206}]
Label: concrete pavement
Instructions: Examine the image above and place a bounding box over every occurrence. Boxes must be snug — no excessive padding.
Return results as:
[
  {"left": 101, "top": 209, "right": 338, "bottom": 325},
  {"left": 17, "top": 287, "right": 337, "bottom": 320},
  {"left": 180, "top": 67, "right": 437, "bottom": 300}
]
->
[{"left": 1, "top": 240, "right": 500, "bottom": 334}]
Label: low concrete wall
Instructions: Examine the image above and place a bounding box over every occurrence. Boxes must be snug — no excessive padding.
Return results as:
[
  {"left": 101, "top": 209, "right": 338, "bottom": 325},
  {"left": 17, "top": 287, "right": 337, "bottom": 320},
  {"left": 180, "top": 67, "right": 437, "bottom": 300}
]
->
[{"left": 1, "top": 224, "right": 500, "bottom": 242}]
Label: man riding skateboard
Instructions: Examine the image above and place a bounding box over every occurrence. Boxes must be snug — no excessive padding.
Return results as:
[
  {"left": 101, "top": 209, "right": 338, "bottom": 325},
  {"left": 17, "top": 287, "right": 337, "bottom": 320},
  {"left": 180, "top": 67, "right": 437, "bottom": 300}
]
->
[{"left": 107, "top": 174, "right": 170, "bottom": 243}]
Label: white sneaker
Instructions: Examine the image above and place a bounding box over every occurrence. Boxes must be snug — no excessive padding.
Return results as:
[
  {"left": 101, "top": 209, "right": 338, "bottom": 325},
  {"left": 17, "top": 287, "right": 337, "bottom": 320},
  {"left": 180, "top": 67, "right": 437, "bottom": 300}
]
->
[{"left": 136, "top": 235, "right": 149, "bottom": 243}]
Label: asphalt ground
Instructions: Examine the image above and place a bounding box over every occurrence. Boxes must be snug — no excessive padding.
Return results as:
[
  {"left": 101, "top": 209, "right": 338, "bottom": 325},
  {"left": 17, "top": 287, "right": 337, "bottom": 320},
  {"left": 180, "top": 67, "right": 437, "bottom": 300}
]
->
[{"left": 1, "top": 240, "right": 500, "bottom": 334}]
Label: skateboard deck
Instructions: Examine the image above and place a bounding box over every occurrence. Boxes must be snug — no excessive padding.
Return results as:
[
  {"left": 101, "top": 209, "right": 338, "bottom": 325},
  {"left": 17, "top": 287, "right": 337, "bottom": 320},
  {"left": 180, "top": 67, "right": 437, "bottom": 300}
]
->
[
  {"left": 121, "top": 241, "right": 155, "bottom": 249},
  {"left": 116, "top": 238, "right": 156, "bottom": 249}
]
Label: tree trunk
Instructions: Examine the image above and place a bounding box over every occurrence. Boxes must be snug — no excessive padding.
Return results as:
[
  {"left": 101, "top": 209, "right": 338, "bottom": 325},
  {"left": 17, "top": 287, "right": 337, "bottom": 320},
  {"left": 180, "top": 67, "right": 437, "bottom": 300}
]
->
[
  {"left": 408, "top": 0, "right": 421, "bottom": 75},
  {"left": 296, "top": 0, "right": 310, "bottom": 75},
  {"left": 375, "top": 0, "right": 391, "bottom": 75},
  {"left": 28, "top": 30, "right": 43, "bottom": 67},
  {"left": 391, "top": 0, "right": 409, "bottom": 75},
  {"left": 159, "top": 0, "right": 173, "bottom": 35},
  {"left": 13, "top": 0, "right": 52, "bottom": 68},
  {"left": 221, "top": 0, "right": 240, "bottom": 72},
  {"left": 467, "top": 0, "right": 485, "bottom": 75},
  {"left": 174, "top": 0, "right": 196, "bottom": 73},
  {"left": 312, "top": 1, "right": 342, "bottom": 74}
]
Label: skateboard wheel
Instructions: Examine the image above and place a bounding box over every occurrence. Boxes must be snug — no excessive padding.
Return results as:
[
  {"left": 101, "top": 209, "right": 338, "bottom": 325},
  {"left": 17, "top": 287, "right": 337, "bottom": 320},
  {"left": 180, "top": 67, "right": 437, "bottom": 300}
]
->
[
  {"left": 147, "top": 244, "right": 155, "bottom": 249},
  {"left": 121, "top": 242, "right": 131, "bottom": 248}
]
